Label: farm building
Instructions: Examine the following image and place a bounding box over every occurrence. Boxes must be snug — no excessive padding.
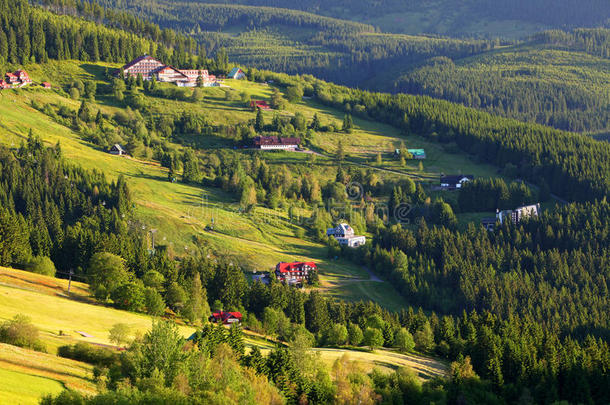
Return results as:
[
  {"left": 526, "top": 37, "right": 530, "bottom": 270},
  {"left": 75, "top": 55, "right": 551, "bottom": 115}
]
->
[
  {"left": 275, "top": 262, "right": 317, "bottom": 285},
  {"left": 209, "top": 311, "right": 242, "bottom": 325},
  {"left": 228, "top": 67, "right": 246, "bottom": 79},
  {"left": 250, "top": 100, "right": 271, "bottom": 110},
  {"left": 497, "top": 203, "right": 540, "bottom": 225},
  {"left": 0, "top": 80, "right": 10, "bottom": 89},
  {"left": 407, "top": 149, "right": 426, "bottom": 159},
  {"left": 120, "top": 55, "right": 217, "bottom": 87},
  {"left": 440, "top": 174, "right": 474, "bottom": 189},
  {"left": 327, "top": 223, "right": 366, "bottom": 248},
  {"left": 109, "top": 144, "right": 126, "bottom": 156},
  {"left": 41, "top": 82, "right": 52, "bottom": 89},
  {"left": 252, "top": 136, "right": 300, "bottom": 150}
]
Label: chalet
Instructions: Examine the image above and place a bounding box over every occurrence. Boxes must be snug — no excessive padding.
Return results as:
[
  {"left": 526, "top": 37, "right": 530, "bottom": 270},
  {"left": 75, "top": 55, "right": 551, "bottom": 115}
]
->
[
  {"left": 250, "top": 100, "right": 271, "bottom": 110},
  {"left": 228, "top": 67, "right": 246, "bottom": 80},
  {"left": 275, "top": 262, "right": 317, "bottom": 285},
  {"left": 497, "top": 203, "right": 540, "bottom": 225},
  {"left": 15, "top": 70, "right": 32, "bottom": 86},
  {"left": 41, "top": 82, "right": 52, "bottom": 89},
  {"left": 440, "top": 174, "right": 474, "bottom": 189},
  {"left": 121, "top": 55, "right": 167, "bottom": 80},
  {"left": 1, "top": 69, "right": 32, "bottom": 89},
  {"left": 408, "top": 149, "right": 426, "bottom": 159},
  {"left": 252, "top": 136, "right": 300, "bottom": 150},
  {"left": 209, "top": 311, "right": 242, "bottom": 325},
  {"left": 109, "top": 144, "right": 126, "bottom": 156},
  {"left": 327, "top": 223, "right": 366, "bottom": 248},
  {"left": 5, "top": 72, "right": 18, "bottom": 84}
]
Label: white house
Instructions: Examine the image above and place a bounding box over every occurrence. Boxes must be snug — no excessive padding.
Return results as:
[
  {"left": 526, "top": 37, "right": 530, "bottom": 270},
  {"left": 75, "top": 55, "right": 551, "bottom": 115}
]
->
[
  {"left": 440, "top": 174, "right": 474, "bottom": 189},
  {"left": 228, "top": 67, "right": 246, "bottom": 80},
  {"left": 109, "top": 144, "right": 126, "bottom": 156},
  {"left": 327, "top": 223, "right": 366, "bottom": 248}
]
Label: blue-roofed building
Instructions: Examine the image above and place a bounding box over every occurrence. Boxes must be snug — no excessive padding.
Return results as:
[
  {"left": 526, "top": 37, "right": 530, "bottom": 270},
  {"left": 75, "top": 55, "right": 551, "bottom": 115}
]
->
[
  {"left": 407, "top": 149, "right": 426, "bottom": 159},
  {"left": 228, "top": 67, "right": 246, "bottom": 80}
]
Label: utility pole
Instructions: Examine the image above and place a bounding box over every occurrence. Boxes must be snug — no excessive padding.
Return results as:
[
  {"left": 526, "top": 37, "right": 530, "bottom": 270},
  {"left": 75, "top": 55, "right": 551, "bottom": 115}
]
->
[{"left": 67, "top": 269, "right": 74, "bottom": 294}]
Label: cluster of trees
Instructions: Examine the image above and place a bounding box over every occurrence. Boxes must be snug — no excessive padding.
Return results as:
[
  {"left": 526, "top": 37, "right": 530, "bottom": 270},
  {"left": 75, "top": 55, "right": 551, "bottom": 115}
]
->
[
  {"left": 458, "top": 178, "right": 538, "bottom": 212},
  {"left": 0, "top": 137, "right": 152, "bottom": 276},
  {"left": 534, "top": 28, "right": 610, "bottom": 59}
]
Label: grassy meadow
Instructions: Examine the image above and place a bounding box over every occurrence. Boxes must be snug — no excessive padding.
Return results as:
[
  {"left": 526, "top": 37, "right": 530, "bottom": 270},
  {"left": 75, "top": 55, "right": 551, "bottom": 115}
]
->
[
  {"left": 0, "top": 266, "right": 447, "bottom": 403},
  {"left": 0, "top": 60, "right": 506, "bottom": 312}
]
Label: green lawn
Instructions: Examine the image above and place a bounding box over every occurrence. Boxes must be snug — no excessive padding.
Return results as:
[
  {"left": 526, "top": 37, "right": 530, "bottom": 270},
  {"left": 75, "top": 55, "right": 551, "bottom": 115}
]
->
[{"left": 0, "top": 368, "right": 65, "bottom": 405}]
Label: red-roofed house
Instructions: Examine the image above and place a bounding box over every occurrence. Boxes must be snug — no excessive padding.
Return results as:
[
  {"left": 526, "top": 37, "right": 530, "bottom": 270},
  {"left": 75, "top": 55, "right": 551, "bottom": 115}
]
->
[
  {"left": 250, "top": 100, "right": 271, "bottom": 110},
  {"left": 41, "top": 82, "right": 52, "bottom": 89},
  {"left": 0, "top": 80, "right": 10, "bottom": 89},
  {"left": 5, "top": 72, "right": 18, "bottom": 84},
  {"left": 15, "top": 70, "right": 32, "bottom": 86},
  {"left": 275, "top": 262, "right": 317, "bottom": 285},
  {"left": 209, "top": 311, "right": 243, "bottom": 325}
]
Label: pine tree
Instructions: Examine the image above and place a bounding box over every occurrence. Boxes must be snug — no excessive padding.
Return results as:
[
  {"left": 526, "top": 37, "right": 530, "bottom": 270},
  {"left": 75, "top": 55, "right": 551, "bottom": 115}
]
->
[{"left": 255, "top": 108, "right": 265, "bottom": 132}]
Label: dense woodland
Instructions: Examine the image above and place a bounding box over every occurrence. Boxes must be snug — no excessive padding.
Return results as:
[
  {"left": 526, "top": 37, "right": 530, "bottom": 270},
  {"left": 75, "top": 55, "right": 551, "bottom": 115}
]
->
[{"left": 176, "top": 0, "right": 610, "bottom": 34}]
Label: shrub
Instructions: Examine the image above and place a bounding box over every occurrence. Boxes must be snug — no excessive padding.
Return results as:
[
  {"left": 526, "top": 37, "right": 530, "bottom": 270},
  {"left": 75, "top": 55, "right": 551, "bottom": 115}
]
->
[
  {"left": 57, "top": 342, "right": 118, "bottom": 367},
  {"left": 0, "top": 314, "right": 45, "bottom": 352},
  {"left": 27, "top": 256, "right": 56, "bottom": 276}
]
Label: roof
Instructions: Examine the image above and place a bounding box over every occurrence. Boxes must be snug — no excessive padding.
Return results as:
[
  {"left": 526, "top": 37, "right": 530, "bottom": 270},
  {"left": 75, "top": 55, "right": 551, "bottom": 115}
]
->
[
  {"left": 229, "top": 67, "right": 243, "bottom": 77},
  {"left": 253, "top": 136, "right": 300, "bottom": 146},
  {"left": 42, "top": 82, "right": 51, "bottom": 86},
  {"left": 276, "top": 262, "right": 317, "bottom": 273},
  {"left": 407, "top": 149, "right": 426, "bottom": 156},
  {"left": 121, "top": 55, "right": 160, "bottom": 71},
  {"left": 111, "top": 144, "right": 125, "bottom": 152},
  {"left": 441, "top": 174, "right": 474, "bottom": 184},
  {"left": 210, "top": 311, "right": 242, "bottom": 320},
  {"left": 5, "top": 73, "right": 16, "bottom": 78}
]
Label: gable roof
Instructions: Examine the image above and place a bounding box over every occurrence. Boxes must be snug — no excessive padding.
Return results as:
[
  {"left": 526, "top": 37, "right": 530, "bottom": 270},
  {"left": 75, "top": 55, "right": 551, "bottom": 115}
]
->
[
  {"left": 210, "top": 311, "right": 242, "bottom": 321},
  {"left": 229, "top": 67, "right": 243, "bottom": 77},
  {"left": 407, "top": 149, "right": 426, "bottom": 156},
  {"left": 121, "top": 54, "right": 161, "bottom": 71},
  {"left": 111, "top": 144, "right": 125, "bottom": 152},
  {"left": 441, "top": 174, "right": 474, "bottom": 184},
  {"left": 276, "top": 262, "right": 317, "bottom": 273},
  {"left": 253, "top": 136, "right": 300, "bottom": 146}
]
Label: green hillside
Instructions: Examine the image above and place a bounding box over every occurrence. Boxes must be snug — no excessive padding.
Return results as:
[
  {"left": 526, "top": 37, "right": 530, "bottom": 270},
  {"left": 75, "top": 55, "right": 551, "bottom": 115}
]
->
[{"left": 0, "top": 266, "right": 447, "bottom": 403}]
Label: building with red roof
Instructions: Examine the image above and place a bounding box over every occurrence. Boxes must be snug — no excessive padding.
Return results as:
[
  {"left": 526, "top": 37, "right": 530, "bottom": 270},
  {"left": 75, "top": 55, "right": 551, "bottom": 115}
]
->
[
  {"left": 1, "top": 69, "right": 32, "bottom": 89},
  {"left": 209, "top": 311, "right": 243, "bottom": 325},
  {"left": 41, "top": 82, "right": 52, "bottom": 89},
  {"left": 250, "top": 100, "right": 271, "bottom": 110},
  {"left": 120, "top": 55, "right": 218, "bottom": 87},
  {"left": 275, "top": 262, "right": 317, "bottom": 285}
]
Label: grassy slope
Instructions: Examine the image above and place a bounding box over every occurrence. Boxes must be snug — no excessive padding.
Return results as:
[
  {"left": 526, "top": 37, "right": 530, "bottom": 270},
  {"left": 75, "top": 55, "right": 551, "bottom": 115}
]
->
[
  {"left": 0, "top": 60, "right": 500, "bottom": 311},
  {"left": 0, "top": 366, "right": 65, "bottom": 405},
  {"left": 0, "top": 266, "right": 446, "bottom": 400}
]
